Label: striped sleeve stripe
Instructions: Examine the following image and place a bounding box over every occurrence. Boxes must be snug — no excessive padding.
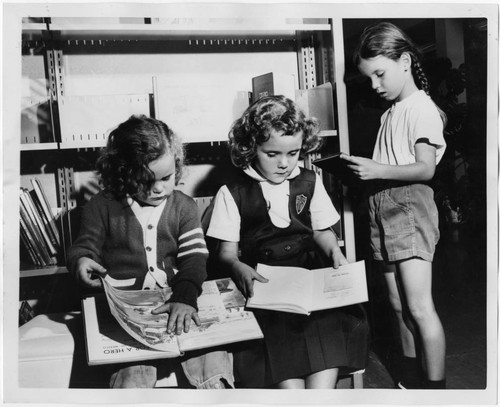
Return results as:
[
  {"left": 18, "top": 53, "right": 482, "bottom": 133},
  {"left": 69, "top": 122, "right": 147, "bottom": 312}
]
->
[
  {"left": 177, "top": 247, "right": 209, "bottom": 257},
  {"left": 179, "top": 238, "right": 207, "bottom": 249},
  {"left": 179, "top": 228, "right": 204, "bottom": 241}
]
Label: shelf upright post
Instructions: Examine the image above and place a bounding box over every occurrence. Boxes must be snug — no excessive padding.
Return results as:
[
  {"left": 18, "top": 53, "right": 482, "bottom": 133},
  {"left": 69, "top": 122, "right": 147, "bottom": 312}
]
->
[
  {"left": 296, "top": 31, "right": 321, "bottom": 173},
  {"left": 45, "top": 29, "right": 64, "bottom": 144},
  {"left": 47, "top": 28, "right": 78, "bottom": 260},
  {"left": 330, "top": 16, "right": 356, "bottom": 263},
  {"left": 57, "top": 167, "right": 77, "bottom": 261}
]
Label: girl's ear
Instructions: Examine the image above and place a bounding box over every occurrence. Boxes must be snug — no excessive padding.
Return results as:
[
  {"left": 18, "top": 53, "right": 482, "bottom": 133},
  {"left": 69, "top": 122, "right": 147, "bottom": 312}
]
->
[{"left": 400, "top": 52, "right": 412, "bottom": 71}]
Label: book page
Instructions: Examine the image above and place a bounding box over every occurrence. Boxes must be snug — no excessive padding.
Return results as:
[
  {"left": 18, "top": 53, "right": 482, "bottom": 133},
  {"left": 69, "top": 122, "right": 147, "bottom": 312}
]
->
[
  {"left": 309, "top": 260, "right": 369, "bottom": 312},
  {"left": 246, "top": 264, "right": 313, "bottom": 314},
  {"left": 102, "top": 276, "right": 181, "bottom": 353},
  {"left": 178, "top": 279, "right": 263, "bottom": 352},
  {"left": 82, "top": 296, "right": 179, "bottom": 366}
]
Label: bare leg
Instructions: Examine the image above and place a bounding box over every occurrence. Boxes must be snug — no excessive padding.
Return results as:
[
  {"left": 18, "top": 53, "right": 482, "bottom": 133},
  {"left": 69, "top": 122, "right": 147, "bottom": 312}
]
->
[
  {"left": 383, "top": 264, "right": 417, "bottom": 358},
  {"left": 305, "top": 368, "right": 339, "bottom": 389},
  {"left": 397, "top": 258, "right": 446, "bottom": 381},
  {"left": 277, "top": 378, "right": 305, "bottom": 389}
]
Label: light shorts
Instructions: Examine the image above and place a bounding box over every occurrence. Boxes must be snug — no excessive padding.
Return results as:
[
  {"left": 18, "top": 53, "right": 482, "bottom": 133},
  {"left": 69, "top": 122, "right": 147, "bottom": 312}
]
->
[{"left": 368, "top": 182, "right": 440, "bottom": 263}]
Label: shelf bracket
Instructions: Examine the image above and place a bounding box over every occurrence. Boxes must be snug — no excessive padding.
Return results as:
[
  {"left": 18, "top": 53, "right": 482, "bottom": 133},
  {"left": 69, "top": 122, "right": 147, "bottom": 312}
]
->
[
  {"left": 297, "top": 33, "right": 317, "bottom": 91},
  {"left": 57, "top": 167, "right": 77, "bottom": 257}
]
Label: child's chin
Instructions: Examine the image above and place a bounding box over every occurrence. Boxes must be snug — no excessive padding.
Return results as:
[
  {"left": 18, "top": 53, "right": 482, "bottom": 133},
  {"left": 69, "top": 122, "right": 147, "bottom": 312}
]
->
[{"left": 269, "top": 176, "right": 287, "bottom": 185}]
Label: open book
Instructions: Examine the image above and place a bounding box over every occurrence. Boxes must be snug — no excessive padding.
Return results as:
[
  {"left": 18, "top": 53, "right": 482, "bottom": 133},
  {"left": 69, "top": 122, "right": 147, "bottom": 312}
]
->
[
  {"left": 246, "top": 260, "right": 368, "bottom": 315},
  {"left": 82, "top": 276, "right": 263, "bottom": 365}
]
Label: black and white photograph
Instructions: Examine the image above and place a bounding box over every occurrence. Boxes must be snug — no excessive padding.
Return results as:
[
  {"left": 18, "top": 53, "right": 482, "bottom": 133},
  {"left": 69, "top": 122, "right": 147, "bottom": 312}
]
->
[{"left": 2, "top": 1, "right": 499, "bottom": 406}]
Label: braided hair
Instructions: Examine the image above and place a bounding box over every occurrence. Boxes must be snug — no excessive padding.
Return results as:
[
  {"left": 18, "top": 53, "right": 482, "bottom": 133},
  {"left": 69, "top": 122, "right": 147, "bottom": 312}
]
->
[{"left": 353, "top": 22, "right": 447, "bottom": 125}]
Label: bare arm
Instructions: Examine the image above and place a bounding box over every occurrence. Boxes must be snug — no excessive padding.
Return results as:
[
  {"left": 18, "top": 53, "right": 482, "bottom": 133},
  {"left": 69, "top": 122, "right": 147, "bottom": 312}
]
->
[
  {"left": 217, "top": 241, "right": 268, "bottom": 298},
  {"left": 313, "top": 228, "right": 348, "bottom": 269},
  {"left": 341, "top": 143, "right": 437, "bottom": 182}
]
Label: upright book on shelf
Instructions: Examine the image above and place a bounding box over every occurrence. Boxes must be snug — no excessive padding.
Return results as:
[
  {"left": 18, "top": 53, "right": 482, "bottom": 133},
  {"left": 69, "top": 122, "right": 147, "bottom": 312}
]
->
[
  {"left": 30, "top": 178, "right": 61, "bottom": 247},
  {"left": 246, "top": 260, "right": 368, "bottom": 315},
  {"left": 19, "top": 190, "right": 56, "bottom": 266},
  {"left": 82, "top": 276, "right": 263, "bottom": 366}
]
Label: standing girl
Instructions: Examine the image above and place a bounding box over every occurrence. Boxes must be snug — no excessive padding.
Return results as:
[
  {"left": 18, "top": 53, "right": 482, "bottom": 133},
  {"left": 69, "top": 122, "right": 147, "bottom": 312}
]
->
[
  {"left": 207, "top": 95, "right": 368, "bottom": 389},
  {"left": 342, "top": 22, "right": 447, "bottom": 389},
  {"left": 67, "top": 114, "right": 233, "bottom": 389}
]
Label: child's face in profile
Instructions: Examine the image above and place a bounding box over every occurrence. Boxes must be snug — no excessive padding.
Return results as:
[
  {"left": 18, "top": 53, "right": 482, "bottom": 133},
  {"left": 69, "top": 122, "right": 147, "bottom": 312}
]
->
[
  {"left": 357, "top": 54, "right": 409, "bottom": 102},
  {"left": 254, "top": 128, "right": 303, "bottom": 185},
  {"left": 136, "top": 151, "right": 176, "bottom": 206}
]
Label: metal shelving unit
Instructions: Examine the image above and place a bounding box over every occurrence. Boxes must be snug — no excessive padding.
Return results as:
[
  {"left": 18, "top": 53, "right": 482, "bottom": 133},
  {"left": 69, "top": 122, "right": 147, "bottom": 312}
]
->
[{"left": 20, "top": 16, "right": 349, "bottom": 278}]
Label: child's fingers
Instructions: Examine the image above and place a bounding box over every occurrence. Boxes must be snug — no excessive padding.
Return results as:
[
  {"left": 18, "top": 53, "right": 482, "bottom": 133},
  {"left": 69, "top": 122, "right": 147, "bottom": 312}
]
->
[
  {"left": 82, "top": 273, "right": 103, "bottom": 288},
  {"left": 151, "top": 302, "right": 170, "bottom": 315},
  {"left": 166, "top": 311, "right": 177, "bottom": 334},
  {"left": 183, "top": 315, "right": 191, "bottom": 334},
  {"left": 191, "top": 312, "right": 201, "bottom": 327},
  {"left": 253, "top": 271, "right": 269, "bottom": 284},
  {"left": 340, "top": 153, "right": 356, "bottom": 163},
  {"left": 244, "top": 277, "right": 255, "bottom": 298},
  {"left": 339, "top": 257, "right": 349, "bottom": 266},
  {"left": 90, "top": 261, "right": 107, "bottom": 276}
]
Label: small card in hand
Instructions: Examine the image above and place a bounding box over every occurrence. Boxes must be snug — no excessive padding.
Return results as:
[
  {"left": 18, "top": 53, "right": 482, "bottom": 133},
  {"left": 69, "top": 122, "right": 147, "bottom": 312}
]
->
[{"left": 312, "top": 152, "right": 356, "bottom": 185}]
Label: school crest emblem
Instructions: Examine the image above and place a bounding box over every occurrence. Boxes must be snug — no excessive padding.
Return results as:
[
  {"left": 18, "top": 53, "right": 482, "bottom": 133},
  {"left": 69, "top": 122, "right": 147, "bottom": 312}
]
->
[{"left": 296, "top": 194, "right": 307, "bottom": 214}]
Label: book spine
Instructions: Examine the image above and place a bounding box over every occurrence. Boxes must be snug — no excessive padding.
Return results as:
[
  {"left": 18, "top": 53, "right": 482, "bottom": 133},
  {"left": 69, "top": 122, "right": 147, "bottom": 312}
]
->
[
  {"left": 29, "top": 188, "right": 60, "bottom": 249},
  {"left": 19, "top": 189, "right": 55, "bottom": 265},
  {"left": 21, "top": 188, "right": 58, "bottom": 257},
  {"left": 19, "top": 206, "right": 47, "bottom": 266},
  {"left": 30, "top": 178, "right": 61, "bottom": 246},
  {"left": 19, "top": 220, "right": 42, "bottom": 266}
]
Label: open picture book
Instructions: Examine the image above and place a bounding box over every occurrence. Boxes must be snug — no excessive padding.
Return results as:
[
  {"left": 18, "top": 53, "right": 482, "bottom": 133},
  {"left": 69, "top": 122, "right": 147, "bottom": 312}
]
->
[
  {"left": 246, "top": 260, "right": 368, "bottom": 315},
  {"left": 82, "top": 275, "right": 263, "bottom": 365}
]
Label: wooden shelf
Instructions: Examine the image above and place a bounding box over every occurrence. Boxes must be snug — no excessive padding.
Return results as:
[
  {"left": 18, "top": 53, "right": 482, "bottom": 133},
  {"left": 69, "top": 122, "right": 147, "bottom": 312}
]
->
[
  {"left": 20, "top": 142, "right": 59, "bottom": 151},
  {"left": 22, "top": 23, "right": 47, "bottom": 33},
  {"left": 47, "top": 22, "right": 331, "bottom": 39},
  {"left": 20, "top": 266, "right": 69, "bottom": 278}
]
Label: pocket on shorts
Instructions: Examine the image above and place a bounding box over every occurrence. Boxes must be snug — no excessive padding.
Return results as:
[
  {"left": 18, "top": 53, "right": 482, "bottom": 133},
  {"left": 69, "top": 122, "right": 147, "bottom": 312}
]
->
[{"left": 380, "top": 186, "right": 414, "bottom": 236}]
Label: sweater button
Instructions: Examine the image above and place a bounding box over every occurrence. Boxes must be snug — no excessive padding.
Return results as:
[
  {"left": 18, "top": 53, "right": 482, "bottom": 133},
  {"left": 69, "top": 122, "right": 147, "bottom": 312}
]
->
[
  {"left": 146, "top": 246, "right": 152, "bottom": 252},
  {"left": 149, "top": 266, "right": 154, "bottom": 272},
  {"left": 147, "top": 224, "right": 154, "bottom": 230}
]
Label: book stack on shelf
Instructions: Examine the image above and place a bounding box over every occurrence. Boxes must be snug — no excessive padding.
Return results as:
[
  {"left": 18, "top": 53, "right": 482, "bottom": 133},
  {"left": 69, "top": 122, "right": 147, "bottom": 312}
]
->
[{"left": 19, "top": 179, "right": 61, "bottom": 267}]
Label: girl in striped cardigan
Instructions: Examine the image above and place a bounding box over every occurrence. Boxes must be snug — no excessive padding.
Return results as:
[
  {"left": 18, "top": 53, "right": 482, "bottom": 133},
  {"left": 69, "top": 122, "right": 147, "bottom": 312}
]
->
[{"left": 68, "top": 114, "right": 232, "bottom": 388}]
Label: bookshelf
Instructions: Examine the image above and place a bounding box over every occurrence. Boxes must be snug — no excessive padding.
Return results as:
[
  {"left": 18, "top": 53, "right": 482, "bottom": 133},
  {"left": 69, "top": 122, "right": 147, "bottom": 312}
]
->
[{"left": 19, "top": 16, "right": 350, "bottom": 303}]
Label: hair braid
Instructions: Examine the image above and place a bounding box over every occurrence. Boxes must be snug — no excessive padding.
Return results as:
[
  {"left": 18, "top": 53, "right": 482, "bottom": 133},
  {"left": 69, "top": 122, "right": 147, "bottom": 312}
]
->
[
  {"left": 413, "top": 59, "right": 447, "bottom": 126},
  {"left": 413, "top": 59, "right": 430, "bottom": 95}
]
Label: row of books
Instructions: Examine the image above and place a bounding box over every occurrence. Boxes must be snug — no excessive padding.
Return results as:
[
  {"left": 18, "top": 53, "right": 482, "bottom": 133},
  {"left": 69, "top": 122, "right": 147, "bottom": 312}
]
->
[{"left": 19, "top": 179, "right": 61, "bottom": 267}]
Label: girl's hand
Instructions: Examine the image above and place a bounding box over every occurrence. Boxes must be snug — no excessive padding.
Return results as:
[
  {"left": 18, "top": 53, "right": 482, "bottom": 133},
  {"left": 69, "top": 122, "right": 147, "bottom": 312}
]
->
[
  {"left": 331, "top": 246, "right": 349, "bottom": 269},
  {"left": 231, "top": 262, "right": 268, "bottom": 298},
  {"left": 341, "top": 154, "right": 383, "bottom": 180},
  {"left": 74, "top": 257, "right": 106, "bottom": 289},
  {"left": 151, "top": 302, "right": 201, "bottom": 335}
]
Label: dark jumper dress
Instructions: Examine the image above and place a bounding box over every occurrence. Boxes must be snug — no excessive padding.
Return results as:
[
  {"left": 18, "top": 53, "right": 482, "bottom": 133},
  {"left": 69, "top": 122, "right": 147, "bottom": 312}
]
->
[{"left": 226, "top": 168, "right": 369, "bottom": 388}]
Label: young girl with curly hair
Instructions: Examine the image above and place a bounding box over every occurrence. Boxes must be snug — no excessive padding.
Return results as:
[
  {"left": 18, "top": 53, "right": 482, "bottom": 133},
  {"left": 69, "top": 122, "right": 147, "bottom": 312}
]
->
[
  {"left": 207, "top": 95, "right": 368, "bottom": 389},
  {"left": 67, "top": 114, "right": 233, "bottom": 389}
]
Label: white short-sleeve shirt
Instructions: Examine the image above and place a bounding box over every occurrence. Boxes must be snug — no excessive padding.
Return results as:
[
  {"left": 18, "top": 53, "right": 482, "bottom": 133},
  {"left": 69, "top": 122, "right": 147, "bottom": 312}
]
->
[
  {"left": 372, "top": 90, "right": 446, "bottom": 165},
  {"left": 206, "top": 166, "right": 340, "bottom": 243}
]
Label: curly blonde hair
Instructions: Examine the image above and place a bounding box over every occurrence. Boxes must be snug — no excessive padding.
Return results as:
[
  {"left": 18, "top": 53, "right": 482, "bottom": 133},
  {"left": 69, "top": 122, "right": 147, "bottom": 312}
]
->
[{"left": 229, "top": 95, "right": 323, "bottom": 169}]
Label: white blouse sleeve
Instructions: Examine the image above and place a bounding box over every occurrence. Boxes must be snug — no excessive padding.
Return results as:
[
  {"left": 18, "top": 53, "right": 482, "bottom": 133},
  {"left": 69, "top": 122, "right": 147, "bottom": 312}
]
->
[
  {"left": 310, "top": 173, "right": 340, "bottom": 230},
  {"left": 206, "top": 186, "right": 241, "bottom": 242}
]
